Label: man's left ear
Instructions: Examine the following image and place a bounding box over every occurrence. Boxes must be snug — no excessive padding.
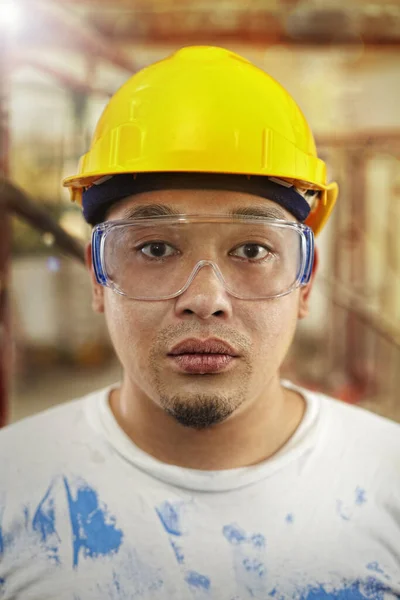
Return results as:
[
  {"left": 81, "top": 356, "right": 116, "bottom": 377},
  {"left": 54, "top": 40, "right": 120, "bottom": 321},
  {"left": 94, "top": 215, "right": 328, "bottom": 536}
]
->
[{"left": 298, "top": 246, "right": 319, "bottom": 319}]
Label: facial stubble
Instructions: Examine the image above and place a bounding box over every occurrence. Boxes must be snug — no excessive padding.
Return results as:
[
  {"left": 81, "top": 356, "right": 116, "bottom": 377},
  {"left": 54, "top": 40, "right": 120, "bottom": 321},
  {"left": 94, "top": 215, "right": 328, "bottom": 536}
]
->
[{"left": 149, "top": 325, "right": 253, "bottom": 430}]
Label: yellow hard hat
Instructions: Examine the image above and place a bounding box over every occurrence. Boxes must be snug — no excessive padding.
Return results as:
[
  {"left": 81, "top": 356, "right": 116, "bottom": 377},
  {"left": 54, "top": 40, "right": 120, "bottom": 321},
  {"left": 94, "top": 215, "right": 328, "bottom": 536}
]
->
[{"left": 63, "top": 46, "right": 338, "bottom": 235}]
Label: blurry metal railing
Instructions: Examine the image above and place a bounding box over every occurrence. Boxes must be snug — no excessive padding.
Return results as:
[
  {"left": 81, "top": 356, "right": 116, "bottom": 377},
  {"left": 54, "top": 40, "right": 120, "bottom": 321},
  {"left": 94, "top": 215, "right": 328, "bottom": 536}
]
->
[{"left": 0, "top": 178, "right": 85, "bottom": 427}]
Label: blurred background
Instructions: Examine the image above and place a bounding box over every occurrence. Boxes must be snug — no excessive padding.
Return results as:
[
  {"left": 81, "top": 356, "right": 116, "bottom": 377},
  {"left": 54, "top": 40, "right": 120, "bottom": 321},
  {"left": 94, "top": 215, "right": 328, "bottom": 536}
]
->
[{"left": 1, "top": 0, "right": 400, "bottom": 425}]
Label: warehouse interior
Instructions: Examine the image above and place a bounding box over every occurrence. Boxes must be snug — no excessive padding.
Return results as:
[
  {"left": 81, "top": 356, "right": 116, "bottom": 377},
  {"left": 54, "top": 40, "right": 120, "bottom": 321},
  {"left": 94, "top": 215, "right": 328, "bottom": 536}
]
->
[{"left": 1, "top": 0, "right": 400, "bottom": 425}]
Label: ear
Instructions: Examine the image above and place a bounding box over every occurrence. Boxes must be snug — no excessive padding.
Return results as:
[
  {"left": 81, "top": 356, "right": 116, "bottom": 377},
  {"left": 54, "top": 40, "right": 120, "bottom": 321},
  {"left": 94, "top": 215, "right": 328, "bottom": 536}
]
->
[
  {"left": 85, "top": 242, "right": 105, "bottom": 314},
  {"left": 298, "top": 245, "right": 319, "bottom": 320}
]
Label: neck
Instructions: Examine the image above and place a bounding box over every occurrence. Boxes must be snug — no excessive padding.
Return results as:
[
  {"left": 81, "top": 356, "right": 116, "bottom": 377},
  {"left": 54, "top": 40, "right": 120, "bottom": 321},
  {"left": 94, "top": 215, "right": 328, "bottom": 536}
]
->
[{"left": 109, "top": 376, "right": 305, "bottom": 471}]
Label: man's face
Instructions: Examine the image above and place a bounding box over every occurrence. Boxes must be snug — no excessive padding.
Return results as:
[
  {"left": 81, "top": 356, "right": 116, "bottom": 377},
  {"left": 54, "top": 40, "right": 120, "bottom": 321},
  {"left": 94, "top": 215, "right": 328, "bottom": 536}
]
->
[{"left": 88, "top": 189, "right": 314, "bottom": 430}]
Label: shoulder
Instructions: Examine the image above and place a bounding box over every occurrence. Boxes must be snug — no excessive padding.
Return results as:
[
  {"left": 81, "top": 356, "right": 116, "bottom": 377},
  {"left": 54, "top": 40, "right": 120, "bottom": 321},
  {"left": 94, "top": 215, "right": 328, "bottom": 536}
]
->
[
  {"left": 318, "top": 390, "right": 400, "bottom": 441},
  {"left": 287, "top": 381, "right": 400, "bottom": 466},
  {"left": 1, "top": 396, "right": 82, "bottom": 443},
  {"left": 287, "top": 379, "right": 400, "bottom": 437},
  {"left": 0, "top": 386, "right": 110, "bottom": 465},
  {"left": 304, "top": 386, "right": 400, "bottom": 475}
]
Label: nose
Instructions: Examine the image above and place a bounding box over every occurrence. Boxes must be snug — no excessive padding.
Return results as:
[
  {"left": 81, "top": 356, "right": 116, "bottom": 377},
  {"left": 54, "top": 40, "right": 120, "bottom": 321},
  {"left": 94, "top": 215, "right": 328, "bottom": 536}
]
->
[{"left": 174, "top": 261, "right": 233, "bottom": 320}]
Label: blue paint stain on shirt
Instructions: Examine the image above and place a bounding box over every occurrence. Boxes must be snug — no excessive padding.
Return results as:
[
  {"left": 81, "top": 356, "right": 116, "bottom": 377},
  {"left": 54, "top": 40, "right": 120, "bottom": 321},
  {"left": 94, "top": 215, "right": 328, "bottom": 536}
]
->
[
  {"left": 366, "top": 562, "right": 384, "bottom": 575},
  {"left": 32, "top": 482, "right": 61, "bottom": 565},
  {"left": 0, "top": 501, "right": 5, "bottom": 558},
  {"left": 223, "top": 523, "right": 267, "bottom": 597},
  {"left": 23, "top": 506, "right": 29, "bottom": 528},
  {"left": 155, "top": 501, "right": 183, "bottom": 536},
  {"left": 32, "top": 484, "right": 58, "bottom": 542},
  {"left": 355, "top": 487, "right": 367, "bottom": 506},
  {"left": 185, "top": 570, "right": 211, "bottom": 591},
  {"left": 285, "top": 513, "right": 294, "bottom": 524},
  {"left": 297, "top": 578, "right": 389, "bottom": 599},
  {"left": 366, "top": 562, "right": 391, "bottom": 581},
  {"left": 250, "top": 533, "right": 266, "bottom": 548},
  {"left": 112, "top": 571, "right": 121, "bottom": 592},
  {"left": 63, "top": 477, "right": 123, "bottom": 568},
  {"left": 363, "top": 576, "right": 391, "bottom": 597},
  {"left": 0, "top": 577, "right": 5, "bottom": 586},
  {"left": 171, "top": 539, "right": 185, "bottom": 564},
  {"left": 223, "top": 523, "right": 247, "bottom": 545},
  {"left": 242, "top": 557, "right": 266, "bottom": 577},
  {"left": 336, "top": 500, "right": 351, "bottom": 521}
]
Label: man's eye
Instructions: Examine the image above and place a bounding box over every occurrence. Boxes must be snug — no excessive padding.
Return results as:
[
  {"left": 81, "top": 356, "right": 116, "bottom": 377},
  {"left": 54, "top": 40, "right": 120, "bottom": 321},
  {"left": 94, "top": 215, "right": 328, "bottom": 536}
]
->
[
  {"left": 140, "top": 242, "right": 176, "bottom": 258},
  {"left": 231, "top": 244, "right": 272, "bottom": 260}
]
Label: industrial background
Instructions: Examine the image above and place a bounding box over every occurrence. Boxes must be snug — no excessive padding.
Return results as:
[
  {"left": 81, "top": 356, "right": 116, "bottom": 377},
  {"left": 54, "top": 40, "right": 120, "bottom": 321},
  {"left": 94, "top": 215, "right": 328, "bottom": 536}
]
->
[{"left": 1, "top": 0, "right": 400, "bottom": 425}]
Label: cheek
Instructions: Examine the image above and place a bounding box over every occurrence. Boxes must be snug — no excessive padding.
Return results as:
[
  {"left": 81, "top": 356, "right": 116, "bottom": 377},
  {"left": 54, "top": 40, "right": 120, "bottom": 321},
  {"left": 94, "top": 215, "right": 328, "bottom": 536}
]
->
[
  {"left": 104, "top": 292, "right": 166, "bottom": 370},
  {"left": 103, "top": 289, "right": 300, "bottom": 375},
  {"left": 241, "top": 293, "right": 299, "bottom": 356}
]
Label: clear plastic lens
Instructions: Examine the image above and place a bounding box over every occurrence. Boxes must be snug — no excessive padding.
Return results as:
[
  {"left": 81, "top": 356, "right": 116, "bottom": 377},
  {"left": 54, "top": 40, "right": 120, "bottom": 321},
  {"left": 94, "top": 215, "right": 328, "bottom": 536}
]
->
[{"left": 100, "top": 217, "right": 307, "bottom": 300}]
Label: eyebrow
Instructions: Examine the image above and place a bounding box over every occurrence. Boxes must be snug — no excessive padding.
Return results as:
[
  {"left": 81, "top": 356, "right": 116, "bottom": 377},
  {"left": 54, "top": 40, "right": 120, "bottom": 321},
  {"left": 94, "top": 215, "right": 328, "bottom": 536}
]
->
[
  {"left": 230, "top": 205, "right": 288, "bottom": 220},
  {"left": 119, "top": 203, "right": 289, "bottom": 221},
  {"left": 120, "top": 204, "right": 181, "bottom": 219}
]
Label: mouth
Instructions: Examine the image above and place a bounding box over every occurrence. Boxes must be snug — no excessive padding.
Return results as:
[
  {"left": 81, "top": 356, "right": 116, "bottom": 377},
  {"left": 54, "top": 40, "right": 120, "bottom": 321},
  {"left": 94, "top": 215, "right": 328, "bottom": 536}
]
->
[{"left": 167, "top": 338, "right": 239, "bottom": 374}]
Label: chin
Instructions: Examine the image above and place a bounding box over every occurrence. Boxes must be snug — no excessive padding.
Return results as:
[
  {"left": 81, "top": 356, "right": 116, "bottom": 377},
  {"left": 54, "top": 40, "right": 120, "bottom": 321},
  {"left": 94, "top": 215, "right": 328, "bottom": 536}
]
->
[{"left": 161, "top": 393, "right": 240, "bottom": 430}]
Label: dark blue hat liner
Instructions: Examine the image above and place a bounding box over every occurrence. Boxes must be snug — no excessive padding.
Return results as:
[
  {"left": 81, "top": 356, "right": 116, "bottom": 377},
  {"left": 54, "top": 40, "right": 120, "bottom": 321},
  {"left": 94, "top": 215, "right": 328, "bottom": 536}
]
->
[{"left": 82, "top": 172, "right": 311, "bottom": 225}]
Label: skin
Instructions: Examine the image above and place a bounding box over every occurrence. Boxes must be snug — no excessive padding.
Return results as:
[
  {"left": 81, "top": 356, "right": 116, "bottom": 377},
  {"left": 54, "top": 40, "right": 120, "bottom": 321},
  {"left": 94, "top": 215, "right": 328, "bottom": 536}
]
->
[{"left": 86, "top": 189, "right": 318, "bottom": 470}]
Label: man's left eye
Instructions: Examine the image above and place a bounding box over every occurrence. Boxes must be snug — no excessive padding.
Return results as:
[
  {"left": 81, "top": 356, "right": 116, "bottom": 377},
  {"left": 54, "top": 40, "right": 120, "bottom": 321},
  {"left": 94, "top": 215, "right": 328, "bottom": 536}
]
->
[{"left": 231, "top": 244, "right": 271, "bottom": 260}]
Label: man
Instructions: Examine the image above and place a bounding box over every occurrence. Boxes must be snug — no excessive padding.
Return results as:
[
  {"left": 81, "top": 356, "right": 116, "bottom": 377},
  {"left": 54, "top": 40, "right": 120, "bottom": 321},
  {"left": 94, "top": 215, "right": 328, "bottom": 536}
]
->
[{"left": 0, "top": 46, "right": 399, "bottom": 599}]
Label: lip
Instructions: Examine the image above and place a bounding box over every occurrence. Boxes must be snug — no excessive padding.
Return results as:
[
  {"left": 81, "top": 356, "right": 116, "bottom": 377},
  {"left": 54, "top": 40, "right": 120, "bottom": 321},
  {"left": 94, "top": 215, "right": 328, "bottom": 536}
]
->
[
  {"left": 167, "top": 338, "right": 239, "bottom": 374},
  {"left": 168, "top": 338, "right": 238, "bottom": 357}
]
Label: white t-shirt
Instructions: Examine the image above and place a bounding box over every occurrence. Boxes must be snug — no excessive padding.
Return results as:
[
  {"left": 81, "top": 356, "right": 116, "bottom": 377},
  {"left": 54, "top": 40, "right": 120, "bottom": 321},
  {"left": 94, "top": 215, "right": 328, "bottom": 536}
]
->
[{"left": 0, "top": 382, "right": 399, "bottom": 599}]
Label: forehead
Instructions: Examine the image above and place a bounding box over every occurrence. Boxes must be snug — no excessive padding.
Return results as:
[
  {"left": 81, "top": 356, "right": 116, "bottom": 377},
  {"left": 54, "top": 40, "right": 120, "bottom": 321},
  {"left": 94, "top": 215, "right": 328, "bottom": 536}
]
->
[{"left": 107, "top": 188, "right": 296, "bottom": 222}]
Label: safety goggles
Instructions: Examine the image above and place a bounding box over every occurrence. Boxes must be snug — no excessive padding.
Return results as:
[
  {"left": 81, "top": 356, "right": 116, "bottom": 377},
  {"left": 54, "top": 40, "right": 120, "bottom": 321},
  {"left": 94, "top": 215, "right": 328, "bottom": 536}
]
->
[{"left": 92, "top": 215, "right": 314, "bottom": 301}]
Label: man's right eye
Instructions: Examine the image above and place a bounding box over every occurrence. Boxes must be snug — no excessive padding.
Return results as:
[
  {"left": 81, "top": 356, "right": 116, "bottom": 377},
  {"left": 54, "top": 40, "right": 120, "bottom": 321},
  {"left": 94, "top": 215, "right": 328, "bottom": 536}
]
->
[{"left": 139, "top": 242, "right": 177, "bottom": 258}]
